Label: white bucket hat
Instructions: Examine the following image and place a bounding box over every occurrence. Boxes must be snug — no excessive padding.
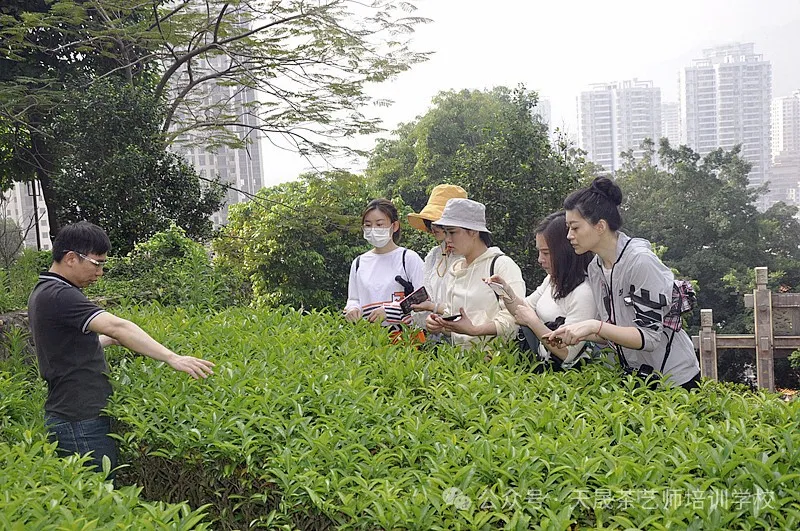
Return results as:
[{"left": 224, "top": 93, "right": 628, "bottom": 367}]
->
[{"left": 434, "top": 198, "right": 491, "bottom": 233}]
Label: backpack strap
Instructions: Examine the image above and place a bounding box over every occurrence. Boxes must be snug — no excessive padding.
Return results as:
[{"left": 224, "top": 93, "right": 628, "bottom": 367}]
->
[
  {"left": 489, "top": 254, "right": 501, "bottom": 276},
  {"left": 355, "top": 255, "right": 360, "bottom": 272},
  {"left": 489, "top": 254, "right": 502, "bottom": 300},
  {"left": 660, "top": 329, "right": 677, "bottom": 373}
]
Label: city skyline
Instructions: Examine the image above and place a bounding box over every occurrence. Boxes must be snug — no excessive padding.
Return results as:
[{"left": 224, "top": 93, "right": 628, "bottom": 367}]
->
[{"left": 258, "top": 1, "right": 800, "bottom": 187}]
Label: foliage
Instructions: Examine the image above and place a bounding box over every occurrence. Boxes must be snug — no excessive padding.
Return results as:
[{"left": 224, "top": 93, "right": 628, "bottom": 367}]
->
[
  {"left": 151, "top": 0, "right": 430, "bottom": 152},
  {"left": 0, "top": 438, "right": 212, "bottom": 529},
  {"left": 49, "top": 78, "right": 224, "bottom": 253},
  {"left": 617, "top": 139, "right": 800, "bottom": 333},
  {"left": 91, "top": 224, "right": 246, "bottom": 309},
  {"left": 102, "top": 304, "right": 800, "bottom": 529},
  {"left": 213, "top": 171, "right": 374, "bottom": 310},
  {"left": 0, "top": 0, "right": 429, "bottom": 234},
  {"left": 0, "top": 343, "right": 211, "bottom": 529},
  {"left": 790, "top": 349, "right": 800, "bottom": 370},
  {"left": 0, "top": 216, "right": 24, "bottom": 270},
  {"left": 368, "top": 86, "right": 586, "bottom": 288},
  {"left": 0, "top": 248, "right": 50, "bottom": 313}
]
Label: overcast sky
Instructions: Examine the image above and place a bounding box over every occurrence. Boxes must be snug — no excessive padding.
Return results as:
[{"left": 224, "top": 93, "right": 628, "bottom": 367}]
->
[{"left": 261, "top": 0, "right": 800, "bottom": 186}]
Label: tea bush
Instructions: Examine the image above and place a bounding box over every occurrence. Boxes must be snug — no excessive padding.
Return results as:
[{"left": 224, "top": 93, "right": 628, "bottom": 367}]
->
[
  {"left": 0, "top": 248, "right": 50, "bottom": 313},
  {"left": 0, "top": 360, "right": 212, "bottom": 529},
  {"left": 106, "top": 305, "right": 800, "bottom": 530},
  {"left": 0, "top": 437, "right": 212, "bottom": 530},
  {"left": 90, "top": 223, "right": 248, "bottom": 309}
]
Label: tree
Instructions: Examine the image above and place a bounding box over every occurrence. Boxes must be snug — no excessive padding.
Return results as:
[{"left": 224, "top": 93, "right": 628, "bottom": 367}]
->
[
  {"left": 49, "top": 78, "right": 223, "bottom": 253},
  {"left": 1, "top": 0, "right": 429, "bottom": 235},
  {"left": 368, "top": 86, "right": 586, "bottom": 287},
  {"left": 617, "top": 138, "right": 800, "bottom": 332},
  {"left": 0, "top": 217, "right": 24, "bottom": 270},
  {"left": 213, "top": 171, "right": 373, "bottom": 310}
]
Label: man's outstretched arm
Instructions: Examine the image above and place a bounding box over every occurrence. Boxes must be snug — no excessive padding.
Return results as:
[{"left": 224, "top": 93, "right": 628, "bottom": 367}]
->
[{"left": 88, "top": 312, "right": 214, "bottom": 379}]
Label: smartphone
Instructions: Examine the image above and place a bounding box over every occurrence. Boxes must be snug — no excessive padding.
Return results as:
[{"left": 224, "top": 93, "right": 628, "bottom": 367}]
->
[
  {"left": 399, "top": 286, "right": 429, "bottom": 314},
  {"left": 485, "top": 281, "right": 510, "bottom": 299},
  {"left": 441, "top": 314, "right": 462, "bottom": 321}
]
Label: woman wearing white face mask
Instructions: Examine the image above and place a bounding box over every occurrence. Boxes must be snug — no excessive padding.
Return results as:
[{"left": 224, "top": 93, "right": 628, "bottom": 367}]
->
[{"left": 344, "top": 199, "right": 424, "bottom": 329}]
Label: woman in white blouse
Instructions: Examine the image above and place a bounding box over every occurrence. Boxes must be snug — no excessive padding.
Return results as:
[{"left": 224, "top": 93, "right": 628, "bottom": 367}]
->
[{"left": 492, "top": 211, "right": 598, "bottom": 368}]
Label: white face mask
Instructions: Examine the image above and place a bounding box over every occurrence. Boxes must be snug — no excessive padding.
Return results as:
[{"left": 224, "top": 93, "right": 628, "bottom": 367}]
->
[{"left": 364, "top": 227, "right": 393, "bottom": 248}]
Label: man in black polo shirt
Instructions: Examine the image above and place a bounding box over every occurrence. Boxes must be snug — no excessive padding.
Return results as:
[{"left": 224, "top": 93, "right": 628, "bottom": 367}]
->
[{"left": 28, "top": 221, "right": 214, "bottom": 477}]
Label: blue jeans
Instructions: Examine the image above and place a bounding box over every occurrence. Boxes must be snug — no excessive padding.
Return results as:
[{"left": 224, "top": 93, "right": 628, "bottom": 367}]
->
[{"left": 45, "top": 413, "right": 118, "bottom": 479}]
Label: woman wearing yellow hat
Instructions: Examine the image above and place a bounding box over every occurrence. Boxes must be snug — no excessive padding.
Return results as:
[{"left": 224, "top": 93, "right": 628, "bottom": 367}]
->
[{"left": 407, "top": 184, "right": 468, "bottom": 327}]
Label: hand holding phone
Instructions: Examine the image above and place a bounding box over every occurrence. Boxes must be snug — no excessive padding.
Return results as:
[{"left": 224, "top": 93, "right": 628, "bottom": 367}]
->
[
  {"left": 441, "top": 314, "right": 462, "bottom": 321},
  {"left": 399, "top": 286, "right": 429, "bottom": 314},
  {"left": 485, "top": 280, "right": 510, "bottom": 299}
]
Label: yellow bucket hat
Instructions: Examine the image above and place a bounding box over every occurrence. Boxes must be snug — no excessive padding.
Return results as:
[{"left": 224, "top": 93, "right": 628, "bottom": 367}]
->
[{"left": 407, "top": 184, "right": 468, "bottom": 232}]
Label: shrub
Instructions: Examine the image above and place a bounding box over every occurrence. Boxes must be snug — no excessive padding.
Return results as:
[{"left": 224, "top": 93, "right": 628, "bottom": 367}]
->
[
  {"left": 0, "top": 248, "right": 50, "bottom": 313},
  {"left": 91, "top": 223, "right": 248, "bottom": 309},
  {"left": 213, "top": 172, "right": 373, "bottom": 311},
  {"left": 107, "top": 305, "right": 800, "bottom": 529},
  {"left": 0, "top": 438, "right": 211, "bottom": 529},
  {"left": 0, "top": 357, "right": 212, "bottom": 529}
]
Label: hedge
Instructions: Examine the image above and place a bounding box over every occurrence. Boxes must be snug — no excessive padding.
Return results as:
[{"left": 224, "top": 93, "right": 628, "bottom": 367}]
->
[{"left": 102, "top": 305, "right": 800, "bottom": 530}]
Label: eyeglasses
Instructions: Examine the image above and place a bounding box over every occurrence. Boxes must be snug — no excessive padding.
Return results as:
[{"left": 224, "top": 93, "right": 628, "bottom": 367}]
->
[{"left": 70, "top": 250, "right": 107, "bottom": 268}]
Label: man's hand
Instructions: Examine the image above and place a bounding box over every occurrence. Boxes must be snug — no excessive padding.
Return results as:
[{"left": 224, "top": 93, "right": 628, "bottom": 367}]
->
[{"left": 167, "top": 355, "right": 215, "bottom": 379}]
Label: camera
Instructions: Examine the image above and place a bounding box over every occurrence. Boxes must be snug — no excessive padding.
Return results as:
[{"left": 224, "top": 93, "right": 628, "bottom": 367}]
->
[{"left": 622, "top": 363, "right": 660, "bottom": 389}]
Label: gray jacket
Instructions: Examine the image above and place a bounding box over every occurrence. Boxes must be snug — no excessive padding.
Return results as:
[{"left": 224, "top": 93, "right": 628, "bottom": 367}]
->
[{"left": 588, "top": 232, "right": 700, "bottom": 386}]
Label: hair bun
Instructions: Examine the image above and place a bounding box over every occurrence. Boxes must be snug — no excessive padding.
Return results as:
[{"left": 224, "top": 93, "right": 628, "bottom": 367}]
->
[{"left": 590, "top": 177, "right": 623, "bottom": 206}]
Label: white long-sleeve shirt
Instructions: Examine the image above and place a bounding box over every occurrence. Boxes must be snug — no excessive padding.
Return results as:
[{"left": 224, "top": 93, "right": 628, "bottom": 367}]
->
[
  {"left": 445, "top": 247, "right": 525, "bottom": 347},
  {"left": 524, "top": 275, "right": 598, "bottom": 367},
  {"left": 345, "top": 247, "right": 424, "bottom": 326},
  {"left": 411, "top": 244, "right": 460, "bottom": 328}
]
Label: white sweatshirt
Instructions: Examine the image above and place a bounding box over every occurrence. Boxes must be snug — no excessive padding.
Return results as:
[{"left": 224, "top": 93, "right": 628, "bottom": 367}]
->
[
  {"left": 345, "top": 247, "right": 424, "bottom": 326},
  {"left": 524, "top": 275, "right": 598, "bottom": 367},
  {"left": 411, "top": 244, "right": 460, "bottom": 329},
  {"left": 445, "top": 247, "right": 525, "bottom": 347}
]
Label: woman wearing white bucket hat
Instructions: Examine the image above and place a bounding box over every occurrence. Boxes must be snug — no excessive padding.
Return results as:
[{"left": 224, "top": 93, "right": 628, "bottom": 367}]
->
[
  {"left": 406, "top": 184, "right": 468, "bottom": 328},
  {"left": 425, "top": 198, "right": 526, "bottom": 348}
]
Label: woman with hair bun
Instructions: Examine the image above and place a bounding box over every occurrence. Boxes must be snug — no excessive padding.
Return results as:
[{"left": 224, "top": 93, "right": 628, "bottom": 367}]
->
[{"left": 545, "top": 177, "right": 701, "bottom": 389}]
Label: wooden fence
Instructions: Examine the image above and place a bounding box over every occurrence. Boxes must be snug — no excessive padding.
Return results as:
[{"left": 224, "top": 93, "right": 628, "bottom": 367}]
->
[{"left": 692, "top": 267, "right": 800, "bottom": 391}]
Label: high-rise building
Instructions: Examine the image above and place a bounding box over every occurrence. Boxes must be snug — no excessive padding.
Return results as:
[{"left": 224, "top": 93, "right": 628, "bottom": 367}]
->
[
  {"left": 1, "top": 180, "right": 52, "bottom": 251},
  {"left": 661, "top": 102, "right": 681, "bottom": 147},
  {"left": 765, "top": 152, "right": 800, "bottom": 210},
  {"left": 771, "top": 90, "right": 800, "bottom": 160},
  {"left": 679, "top": 43, "right": 772, "bottom": 188},
  {"left": 577, "top": 79, "right": 661, "bottom": 173},
  {"left": 765, "top": 90, "right": 800, "bottom": 210},
  {"left": 534, "top": 97, "right": 552, "bottom": 131},
  {"left": 169, "top": 55, "right": 264, "bottom": 227}
]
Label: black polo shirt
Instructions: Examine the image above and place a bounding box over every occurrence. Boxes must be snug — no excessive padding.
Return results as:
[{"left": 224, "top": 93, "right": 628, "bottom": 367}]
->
[{"left": 28, "top": 272, "right": 111, "bottom": 420}]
